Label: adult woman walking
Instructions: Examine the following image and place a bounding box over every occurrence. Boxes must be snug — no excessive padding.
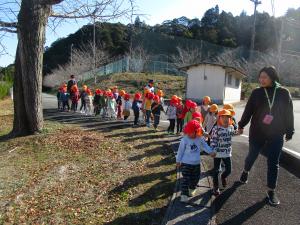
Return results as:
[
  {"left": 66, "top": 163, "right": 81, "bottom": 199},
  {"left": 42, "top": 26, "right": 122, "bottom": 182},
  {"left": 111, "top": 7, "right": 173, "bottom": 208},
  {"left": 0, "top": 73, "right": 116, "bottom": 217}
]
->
[{"left": 238, "top": 66, "right": 294, "bottom": 206}]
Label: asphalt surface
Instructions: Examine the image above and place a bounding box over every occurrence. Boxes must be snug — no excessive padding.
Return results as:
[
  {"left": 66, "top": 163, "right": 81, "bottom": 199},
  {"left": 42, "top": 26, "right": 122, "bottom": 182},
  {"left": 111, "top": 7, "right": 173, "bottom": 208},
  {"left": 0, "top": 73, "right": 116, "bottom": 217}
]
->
[
  {"left": 42, "top": 93, "right": 300, "bottom": 225},
  {"left": 203, "top": 135, "right": 300, "bottom": 225}
]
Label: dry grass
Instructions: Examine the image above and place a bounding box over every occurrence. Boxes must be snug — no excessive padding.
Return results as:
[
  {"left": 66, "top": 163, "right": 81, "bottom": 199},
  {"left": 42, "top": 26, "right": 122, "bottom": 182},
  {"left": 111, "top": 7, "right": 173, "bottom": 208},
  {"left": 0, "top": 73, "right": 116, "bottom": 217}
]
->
[
  {"left": 0, "top": 99, "right": 176, "bottom": 224},
  {"left": 80, "top": 72, "right": 186, "bottom": 99}
]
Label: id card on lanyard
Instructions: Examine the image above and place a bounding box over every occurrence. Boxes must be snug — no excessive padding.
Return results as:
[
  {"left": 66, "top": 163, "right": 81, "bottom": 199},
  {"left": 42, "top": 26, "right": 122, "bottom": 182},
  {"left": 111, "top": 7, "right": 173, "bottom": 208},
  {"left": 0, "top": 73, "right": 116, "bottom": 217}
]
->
[{"left": 262, "top": 87, "right": 277, "bottom": 125}]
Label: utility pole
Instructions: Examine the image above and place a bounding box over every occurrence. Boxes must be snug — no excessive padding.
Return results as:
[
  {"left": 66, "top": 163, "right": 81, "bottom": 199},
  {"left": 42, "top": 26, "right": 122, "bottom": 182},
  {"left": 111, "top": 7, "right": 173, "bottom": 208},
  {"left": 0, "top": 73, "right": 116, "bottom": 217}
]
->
[
  {"left": 250, "top": 0, "right": 262, "bottom": 51},
  {"left": 70, "top": 43, "right": 74, "bottom": 67},
  {"left": 93, "top": 14, "right": 96, "bottom": 84},
  {"left": 277, "top": 18, "right": 284, "bottom": 75},
  {"left": 92, "top": 0, "right": 100, "bottom": 84}
]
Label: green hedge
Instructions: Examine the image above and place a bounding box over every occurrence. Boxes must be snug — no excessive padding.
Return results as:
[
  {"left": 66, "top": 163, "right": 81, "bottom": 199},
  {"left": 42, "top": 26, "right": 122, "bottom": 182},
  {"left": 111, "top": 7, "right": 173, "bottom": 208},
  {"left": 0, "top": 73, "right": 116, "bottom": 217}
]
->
[{"left": 0, "top": 81, "right": 13, "bottom": 100}]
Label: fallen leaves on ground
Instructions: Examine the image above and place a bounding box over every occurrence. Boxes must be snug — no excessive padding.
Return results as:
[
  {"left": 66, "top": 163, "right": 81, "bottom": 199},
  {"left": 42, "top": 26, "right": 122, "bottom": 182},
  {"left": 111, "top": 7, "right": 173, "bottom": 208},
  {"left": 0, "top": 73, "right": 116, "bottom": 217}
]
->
[{"left": 0, "top": 123, "right": 176, "bottom": 224}]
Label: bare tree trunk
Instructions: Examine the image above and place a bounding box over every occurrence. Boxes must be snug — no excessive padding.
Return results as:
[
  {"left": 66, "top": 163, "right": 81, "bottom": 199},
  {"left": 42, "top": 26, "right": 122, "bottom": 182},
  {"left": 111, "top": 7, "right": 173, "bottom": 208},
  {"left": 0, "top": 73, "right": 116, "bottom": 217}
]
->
[{"left": 12, "top": 1, "right": 51, "bottom": 136}]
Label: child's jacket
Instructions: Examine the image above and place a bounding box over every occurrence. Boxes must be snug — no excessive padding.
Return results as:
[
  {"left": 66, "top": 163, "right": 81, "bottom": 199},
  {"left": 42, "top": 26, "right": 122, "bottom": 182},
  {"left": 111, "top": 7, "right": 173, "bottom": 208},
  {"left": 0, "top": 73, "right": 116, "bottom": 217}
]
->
[
  {"left": 210, "top": 125, "right": 235, "bottom": 158},
  {"left": 176, "top": 136, "right": 213, "bottom": 165},
  {"left": 203, "top": 112, "right": 217, "bottom": 134},
  {"left": 132, "top": 100, "right": 142, "bottom": 111},
  {"left": 166, "top": 105, "right": 177, "bottom": 119},
  {"left": 151, "top": 102, "right": 164, "bottom": 115},
  {"left": 184, "top": 111, "right": 192, "bottom": 124}
]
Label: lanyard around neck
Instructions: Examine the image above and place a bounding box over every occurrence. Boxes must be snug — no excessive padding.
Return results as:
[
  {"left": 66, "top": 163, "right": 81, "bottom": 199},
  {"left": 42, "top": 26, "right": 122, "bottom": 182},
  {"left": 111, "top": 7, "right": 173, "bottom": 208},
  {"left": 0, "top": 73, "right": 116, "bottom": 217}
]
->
[{"left": 264, "top": 87, "right": 277, "bottom": 113}]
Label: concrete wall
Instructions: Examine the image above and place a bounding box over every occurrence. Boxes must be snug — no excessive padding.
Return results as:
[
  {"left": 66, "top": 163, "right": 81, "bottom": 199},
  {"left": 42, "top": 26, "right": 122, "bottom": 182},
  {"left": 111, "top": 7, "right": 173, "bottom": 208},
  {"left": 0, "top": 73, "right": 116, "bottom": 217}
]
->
[
  {"left": 186, "top": 65, "right": 225, "bottom": 103},
  {"left": 224, "top": 73, "right": 242, "bottom": 103}
]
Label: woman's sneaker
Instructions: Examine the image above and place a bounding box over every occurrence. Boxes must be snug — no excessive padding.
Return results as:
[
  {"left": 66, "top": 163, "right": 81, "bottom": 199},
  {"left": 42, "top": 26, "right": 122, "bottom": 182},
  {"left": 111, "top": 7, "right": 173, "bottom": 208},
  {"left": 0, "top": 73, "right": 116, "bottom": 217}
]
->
[
  {"left": 267, "top": 190, "right": 280, "bottom": 206},
  {"left": 239, "top": 171, "right": 249, "bottom": 184},
  {"left": 180, "top": 195, "right": 189, "bottom": 203}
]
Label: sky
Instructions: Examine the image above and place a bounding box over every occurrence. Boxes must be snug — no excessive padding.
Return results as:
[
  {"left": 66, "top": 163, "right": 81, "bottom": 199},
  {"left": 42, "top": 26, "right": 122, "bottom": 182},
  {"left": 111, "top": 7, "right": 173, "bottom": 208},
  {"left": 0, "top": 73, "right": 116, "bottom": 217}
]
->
[{"left": 1, "top": 0, "right": 300, "bottom": 67}]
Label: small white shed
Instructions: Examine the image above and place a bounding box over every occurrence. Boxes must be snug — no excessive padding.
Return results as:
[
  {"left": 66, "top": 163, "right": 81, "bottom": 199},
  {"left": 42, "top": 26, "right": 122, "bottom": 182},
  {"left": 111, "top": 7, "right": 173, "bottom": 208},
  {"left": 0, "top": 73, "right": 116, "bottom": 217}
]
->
[{"left": 180, "top": 63, "right": 246, "bottom": 104}]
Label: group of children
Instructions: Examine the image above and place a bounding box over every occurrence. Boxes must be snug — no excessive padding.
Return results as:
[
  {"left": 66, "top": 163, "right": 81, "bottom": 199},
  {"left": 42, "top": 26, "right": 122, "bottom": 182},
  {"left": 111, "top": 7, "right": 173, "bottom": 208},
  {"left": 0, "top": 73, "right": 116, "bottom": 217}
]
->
[
  {"left": 175, "top": 96, "right": 239, "bottom": 202},
  {"left": 57, "top": 84, "right": 133, "bottom": 119},
  {"left": 57, "top": 79, "right": 240, "bottom": 202}
]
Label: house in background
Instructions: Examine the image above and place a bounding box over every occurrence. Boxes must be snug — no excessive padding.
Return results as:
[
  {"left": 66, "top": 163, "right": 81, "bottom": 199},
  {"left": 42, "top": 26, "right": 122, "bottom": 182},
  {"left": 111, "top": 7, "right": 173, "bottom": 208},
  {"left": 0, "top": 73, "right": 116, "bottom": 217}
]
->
[{"left": 180, "top": 63, "right": 246, "bottom": 104}]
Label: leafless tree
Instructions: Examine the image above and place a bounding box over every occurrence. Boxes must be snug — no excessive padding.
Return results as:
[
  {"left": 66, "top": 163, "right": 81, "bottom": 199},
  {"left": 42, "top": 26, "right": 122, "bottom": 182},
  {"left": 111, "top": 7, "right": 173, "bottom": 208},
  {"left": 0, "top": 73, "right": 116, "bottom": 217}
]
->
[
  {"left": 43, "top": 41, "right": 108, "bottom": 87},
  {"left": 127, "top": 44, "right": 149, "bottom": 72},
  {"left": 0, "top": 0, "right": 136, "bottom": 136},
  {"left": 171, "top": 46, "right": 202, "bottom": 67}
]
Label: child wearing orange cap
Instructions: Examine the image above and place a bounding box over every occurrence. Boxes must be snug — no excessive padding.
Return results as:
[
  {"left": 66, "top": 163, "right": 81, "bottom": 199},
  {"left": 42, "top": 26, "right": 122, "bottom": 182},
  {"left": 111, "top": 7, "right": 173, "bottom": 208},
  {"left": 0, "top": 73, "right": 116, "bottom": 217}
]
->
[
  {"left": 80, "top": 85, "right": 88, "bottom": 113},
  {"left": 123, "top": 93, "right": 131, "bottom": 121},
  {"left": 223, "top": 104, "right": 237, "bottom": 130},
  {"left": 201, "top": 96, "right": 211, "bottom": 119},
  {"left": 184, "top": 101, "right": 197, "bottom": 125},
  {"left": 132, "top": 92, "right": 142, "bottom": 127},
  {"left": 203, "top": 104, "right": 219, "bottom": 135},
  {"left": 107, "top": 91, "right": 117, "bottom": 119},
  {"left": 151, "top": 95, "right": 165, "bottom": 131},
  {"left": 93, "top": 89, "right": 102, "bottom": 116},
  {"left": 166, "top": 95, "right": 178, "bottom": 134},
  {"left": 210, "top": 109, "right": 238, "bottom": 196},
  {"left": 85, "top": 88, "right": 94, "bottom": 115},
  {"left": 144, "top": 92, "right": 154, "bottom": 127},
  {"left": 176, "top": 120, "right": 216, "bottom": 203},
  {"left": 61, "top": 85, "right": 70, "bottom": 112},
  {"left": 176, "top": 97, "right": 184, "bottom": 134},
  {"left": 157, "top": 89, "right": 164, "bottom": 105},
  {"left": 70, "top": 85, "right": 80, "bottom": 112},
  {"left": 57, "top": 85, "right": 64, "bottom": 111},
  {"left": 116, "top": 89, "right": 125, "bottom": 120}
]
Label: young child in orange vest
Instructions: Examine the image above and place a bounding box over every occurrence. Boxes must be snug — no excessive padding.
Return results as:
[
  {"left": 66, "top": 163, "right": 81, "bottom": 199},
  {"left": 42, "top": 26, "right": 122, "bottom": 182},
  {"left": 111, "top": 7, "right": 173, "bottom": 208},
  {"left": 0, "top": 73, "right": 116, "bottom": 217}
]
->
[{"left": 144, "top": 92, "right": 154, "bottom": 127}]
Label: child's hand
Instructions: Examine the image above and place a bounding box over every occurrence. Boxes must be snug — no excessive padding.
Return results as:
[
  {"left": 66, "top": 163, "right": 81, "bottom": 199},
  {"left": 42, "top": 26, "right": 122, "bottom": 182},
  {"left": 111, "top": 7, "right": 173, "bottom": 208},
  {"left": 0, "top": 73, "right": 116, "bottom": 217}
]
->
[
  {"left": 203, "top": 132, "right": 210, "bottom": 138},
  {"left": 176, "top": 162, "right": 181, "bottom": 168},
  {"left": 210, "top": 152, "right": 217, "bottom": 158}
]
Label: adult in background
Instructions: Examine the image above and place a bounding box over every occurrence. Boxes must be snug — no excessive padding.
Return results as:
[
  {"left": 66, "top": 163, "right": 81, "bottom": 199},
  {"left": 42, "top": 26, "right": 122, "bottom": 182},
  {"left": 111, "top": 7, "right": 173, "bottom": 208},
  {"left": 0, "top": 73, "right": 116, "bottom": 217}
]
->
[
  {"left": 238, "top": 66, "right": 294, "bottom": 206},
  {"left": 67, "top": 75, "right": 77, "bottom": 109},
  {"left": 67, "top": 74, "right": 77, "bottom": 93},
  {"left": 145, "top": 79, "right": 155, "bottom": 93}
]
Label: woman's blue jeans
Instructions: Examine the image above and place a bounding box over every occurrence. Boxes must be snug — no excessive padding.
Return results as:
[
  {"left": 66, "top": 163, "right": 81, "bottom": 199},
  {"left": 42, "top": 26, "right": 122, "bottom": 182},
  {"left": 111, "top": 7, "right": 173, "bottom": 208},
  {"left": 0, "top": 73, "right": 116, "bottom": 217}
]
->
[{"left": 244, "top": 136, "right": 283, "bottom": 189}]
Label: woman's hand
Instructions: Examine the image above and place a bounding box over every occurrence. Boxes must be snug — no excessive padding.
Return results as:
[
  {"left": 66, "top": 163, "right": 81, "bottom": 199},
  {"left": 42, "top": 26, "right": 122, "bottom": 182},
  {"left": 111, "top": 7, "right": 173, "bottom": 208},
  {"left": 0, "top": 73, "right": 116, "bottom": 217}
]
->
[
  {"left": 238, "top": 128, "right": 244, "bottom": 135},
  {"left": 176, "top": 162, "right": 181, "bottom": 168},
  {"left": 285, "top": 134, "right": 293, "bottom": 142}
]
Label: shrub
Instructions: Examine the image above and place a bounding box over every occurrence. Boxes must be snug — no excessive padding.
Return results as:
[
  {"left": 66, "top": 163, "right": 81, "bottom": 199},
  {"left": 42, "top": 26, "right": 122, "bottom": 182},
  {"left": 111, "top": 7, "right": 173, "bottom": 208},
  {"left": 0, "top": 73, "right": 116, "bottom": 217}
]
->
[{"left": 0, "top": 81, "right": 13, "bottom": 99}]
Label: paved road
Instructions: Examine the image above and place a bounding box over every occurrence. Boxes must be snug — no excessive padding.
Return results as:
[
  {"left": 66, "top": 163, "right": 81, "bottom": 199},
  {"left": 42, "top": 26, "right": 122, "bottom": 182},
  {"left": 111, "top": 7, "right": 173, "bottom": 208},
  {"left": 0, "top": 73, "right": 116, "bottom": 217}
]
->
[{"left": 203, "top": 136, "right": 300, "bottom": 225}]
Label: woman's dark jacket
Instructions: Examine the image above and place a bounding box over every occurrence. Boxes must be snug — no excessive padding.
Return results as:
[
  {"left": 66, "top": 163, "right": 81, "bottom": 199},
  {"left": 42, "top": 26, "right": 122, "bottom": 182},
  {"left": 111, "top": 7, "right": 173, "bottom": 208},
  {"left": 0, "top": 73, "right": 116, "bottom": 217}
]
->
[{"left": 238, "top": 86, "right": 294, "bottom": 141}]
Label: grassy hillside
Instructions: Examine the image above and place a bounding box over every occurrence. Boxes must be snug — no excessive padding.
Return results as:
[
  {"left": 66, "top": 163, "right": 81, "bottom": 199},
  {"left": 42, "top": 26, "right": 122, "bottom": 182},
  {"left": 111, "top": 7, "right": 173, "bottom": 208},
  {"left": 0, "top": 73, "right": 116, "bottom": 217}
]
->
[
  {"left": 50, "top": 72, "right": 299, "bottom": 99},
  {"left": 80, "top": 73, "right": 186, "bottom": 99}
]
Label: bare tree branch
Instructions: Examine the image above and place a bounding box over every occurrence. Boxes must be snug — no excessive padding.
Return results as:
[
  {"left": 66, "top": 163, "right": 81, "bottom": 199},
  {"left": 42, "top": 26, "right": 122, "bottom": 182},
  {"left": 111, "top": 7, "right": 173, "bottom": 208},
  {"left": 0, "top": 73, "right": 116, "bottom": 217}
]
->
[
  {"left": 0, "top": 20, "right": 17, "bottom": 28},
  {"left": 0, "top": 27, "right": 17, "bottom": 33}
]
